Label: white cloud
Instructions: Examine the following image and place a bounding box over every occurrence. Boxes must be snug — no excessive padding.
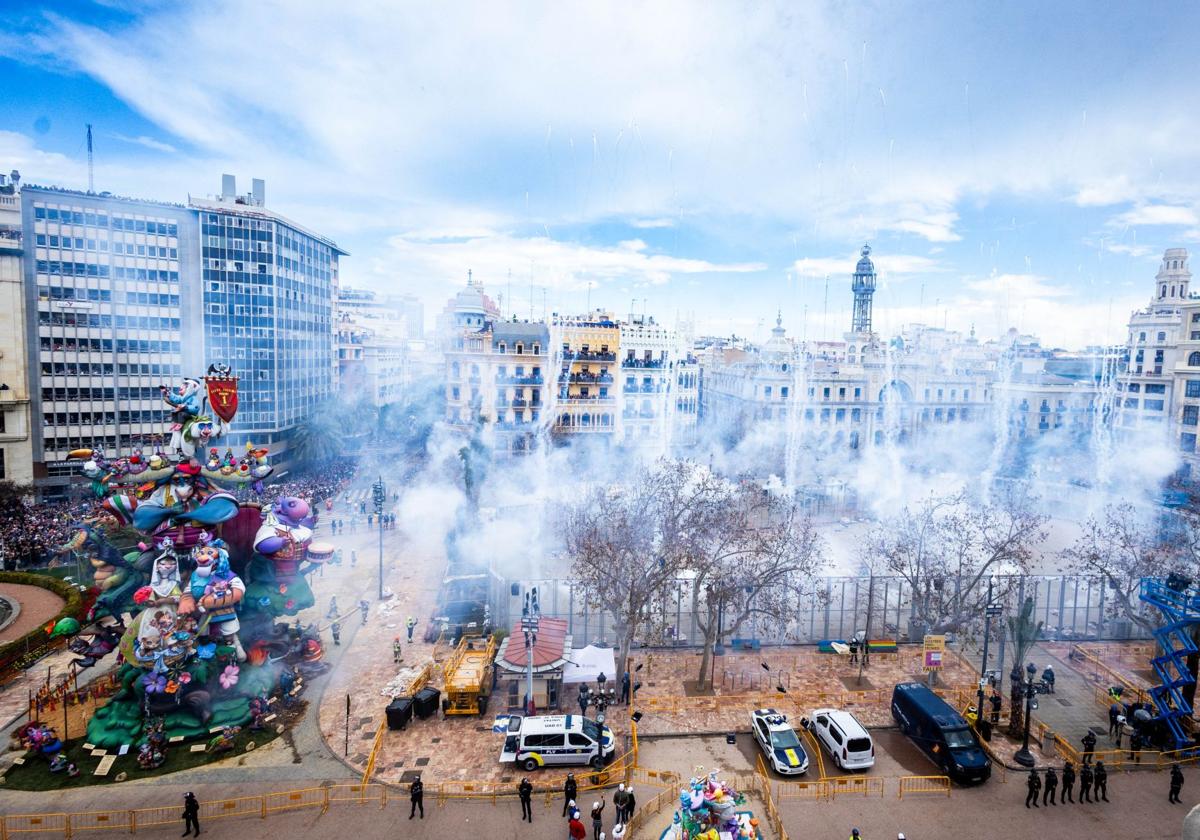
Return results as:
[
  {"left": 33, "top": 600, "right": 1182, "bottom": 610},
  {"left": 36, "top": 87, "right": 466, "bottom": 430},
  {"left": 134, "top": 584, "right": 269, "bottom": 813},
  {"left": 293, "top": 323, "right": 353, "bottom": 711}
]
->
[
  {"left": 110, "top": 133, "right": 177, "bottom": 154},
  {"left": 630, "top": 218, "right": 676, "bottom": 229},
  {"left": 792, "top": 252, "right": 943, "bottom": 281},
  {"left": 1111, "top": 204, "right": 1199, "bottom": 228}
]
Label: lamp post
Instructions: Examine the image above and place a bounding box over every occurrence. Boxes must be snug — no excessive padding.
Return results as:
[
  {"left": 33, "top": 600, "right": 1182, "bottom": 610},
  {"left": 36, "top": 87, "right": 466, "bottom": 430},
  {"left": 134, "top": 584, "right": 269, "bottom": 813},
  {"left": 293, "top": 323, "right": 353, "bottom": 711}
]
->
[
  {"left": 1013, "top": 661, "right": 1040, "bottom": 768},
  {"left": 372, "top": 476, "right": 385, "bottom": 600},
  {"left": 521, "top": 587, "right": 540, "bottom": 716}
]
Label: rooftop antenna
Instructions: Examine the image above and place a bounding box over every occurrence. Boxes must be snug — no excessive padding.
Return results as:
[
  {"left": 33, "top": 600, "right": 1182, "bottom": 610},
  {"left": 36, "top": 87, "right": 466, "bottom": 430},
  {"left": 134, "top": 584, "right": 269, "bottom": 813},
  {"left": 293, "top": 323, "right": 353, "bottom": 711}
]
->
[
  {"left": 86, "top": 124, "right": 94, "bottom": 194},
  {"left": 822, "top": 274, "right": 830, "bottom": 341},
  {"left": 507, "top": 268, "right": 512, "bottom": 319}
]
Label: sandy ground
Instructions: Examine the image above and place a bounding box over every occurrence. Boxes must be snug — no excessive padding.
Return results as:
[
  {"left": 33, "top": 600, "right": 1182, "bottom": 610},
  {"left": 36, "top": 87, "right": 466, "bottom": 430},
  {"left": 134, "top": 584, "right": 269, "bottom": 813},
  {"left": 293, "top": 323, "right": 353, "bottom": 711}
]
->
[{"left": 0, "top": 583, "right": 66, "bottom": 643}]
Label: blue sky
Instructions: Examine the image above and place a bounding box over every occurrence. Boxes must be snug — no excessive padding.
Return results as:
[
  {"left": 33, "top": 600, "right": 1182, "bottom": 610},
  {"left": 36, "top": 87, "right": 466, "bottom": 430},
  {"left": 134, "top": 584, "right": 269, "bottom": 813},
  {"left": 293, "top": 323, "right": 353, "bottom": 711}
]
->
[{"left": 3, "top": 0, "right": 1199, "bottom": 347}]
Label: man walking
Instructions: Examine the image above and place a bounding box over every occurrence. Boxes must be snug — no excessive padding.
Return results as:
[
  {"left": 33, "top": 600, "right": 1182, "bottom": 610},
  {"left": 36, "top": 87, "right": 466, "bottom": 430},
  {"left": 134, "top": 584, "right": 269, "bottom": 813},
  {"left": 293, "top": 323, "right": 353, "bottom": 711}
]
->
[
  {"left": 1094, "top": 761, "right": 1109, "bottom": 802},
  {"left": 393, "top": 637, "right": 403, "bottom": 664},
  {"left": 613, "top": 784, "right": 628, "bottom": 823},
  {"left": 1081, "top": 730, "right": 1097, "bottom": 764},
  {"left": 563, "top": 773, "right": 578, "bottom": 817},
  {"left": 1170, "top": 764, "right": 1185, "bottom": 804},
  {"left": 579, "top": 684, "right": 590, "bottom": 716},
  {"left": 591, "top": 799, "right": 605, "bottom": 840},
  {"left": 1042, "top": 665, "right": 1055, "bottom": 694},
  {"left": 519, "top": 777, "right": 534, "bottom": 823},
  {"left": 1061, "top": 761, "right": 1076, "bottom": 803},
  {"left": 1080, "top": 762, "right": 1094, "bottom": 803},
  {"left": 327, "top": 596, "right": 339, "bottom": 619},
  {"left": 569, "top": 812, "right": 587, "bottom": 840},
  {"left": 330, "top": 620, "right": 341, "bottom": 646},
  {"left": 1042, "top": 766, "right": 1058, "bottom": 806},
  {"left": 1025, "top": 770, "right": 1041, "bottom": 808},
  {"left": 624, "top": 786, "right": 636, "bottom": 821},
  {"left": 1108, "top": 704, "right": 1121, "bottom": 738},
  {"left": 410, "top": 775, "right": 424, "bottom": 819},
  {"left": 181, "top": 792, "right": 200, "bottom": 837},
  {"left": 621, "top": 669, "right": 631, "bottom": 705},
  {"left": 407, "top": 616, "right": 417, "bottom": 643},
  {"left": 989, "top": 692, "right": 1002, "bottom": 725}
]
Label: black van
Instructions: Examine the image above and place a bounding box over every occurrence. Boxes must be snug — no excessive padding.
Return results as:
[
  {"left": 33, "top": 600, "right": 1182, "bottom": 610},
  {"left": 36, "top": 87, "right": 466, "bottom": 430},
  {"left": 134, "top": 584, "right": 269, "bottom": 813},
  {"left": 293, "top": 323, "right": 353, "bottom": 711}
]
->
[{"left": 891, "top": 682, "right": 991, "bottom": 784}]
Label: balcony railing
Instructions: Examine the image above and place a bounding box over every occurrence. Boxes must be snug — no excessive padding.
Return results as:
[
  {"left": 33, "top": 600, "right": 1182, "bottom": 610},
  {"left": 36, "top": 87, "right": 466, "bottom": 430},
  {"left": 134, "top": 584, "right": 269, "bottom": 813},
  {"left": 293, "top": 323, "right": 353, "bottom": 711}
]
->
[
  {"left": 564, "top": 350, "right": 616, "bottom": 362},
  {"left": 559, "top": 373, "right": 613, "bottom": 385},
  {"left": 496, "top": 374, "right": 544, "bottom": 385},
  {"left": 621, "top": 358, "right": 664, "bottom": 369}
]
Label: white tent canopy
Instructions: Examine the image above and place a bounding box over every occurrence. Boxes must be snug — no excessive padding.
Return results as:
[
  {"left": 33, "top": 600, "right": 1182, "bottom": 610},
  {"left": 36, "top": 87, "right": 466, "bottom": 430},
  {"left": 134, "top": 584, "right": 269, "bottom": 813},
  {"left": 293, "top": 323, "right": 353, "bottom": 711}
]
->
[{"left": 562, "top": 645, "right": 617, "bottom": 685}]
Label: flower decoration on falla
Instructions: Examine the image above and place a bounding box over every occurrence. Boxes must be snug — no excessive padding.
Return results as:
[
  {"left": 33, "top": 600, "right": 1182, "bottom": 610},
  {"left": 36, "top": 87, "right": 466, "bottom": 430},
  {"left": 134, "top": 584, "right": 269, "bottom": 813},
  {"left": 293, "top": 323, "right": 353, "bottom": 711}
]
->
[{"left": 219, "top": 664, "right": 240, "bottom": 690}]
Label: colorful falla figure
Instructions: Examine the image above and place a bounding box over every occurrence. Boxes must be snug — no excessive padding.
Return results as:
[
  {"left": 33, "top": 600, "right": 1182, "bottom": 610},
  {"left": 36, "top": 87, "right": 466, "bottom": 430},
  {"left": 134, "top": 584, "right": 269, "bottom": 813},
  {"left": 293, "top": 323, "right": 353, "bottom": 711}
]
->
[
  {"left": 160, "top": 377, "right": 204, "bottom": 458},
  {"left": 179, "top": 537, "right": 246, "bottom": 661}
]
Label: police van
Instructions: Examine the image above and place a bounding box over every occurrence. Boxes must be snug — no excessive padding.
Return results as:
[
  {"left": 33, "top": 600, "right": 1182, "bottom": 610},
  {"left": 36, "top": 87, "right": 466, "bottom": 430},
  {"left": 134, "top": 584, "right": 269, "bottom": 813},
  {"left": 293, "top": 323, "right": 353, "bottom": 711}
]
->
[{"left": 499, "top": 714, "right": 617, "bottom": 771}]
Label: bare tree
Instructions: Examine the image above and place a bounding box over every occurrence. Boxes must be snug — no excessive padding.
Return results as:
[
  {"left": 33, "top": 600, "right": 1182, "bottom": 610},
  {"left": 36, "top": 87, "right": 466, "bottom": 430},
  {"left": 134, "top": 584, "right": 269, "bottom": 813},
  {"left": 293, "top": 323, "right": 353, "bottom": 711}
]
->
[
  {"left": 688, "top": 479, "right": 826, "bottom": 690},
  {"left": 1006, "top": 596, "right": 1043, "bottom": 738},
  {"left": 563, "top": 460, "right": 702, "bottom": 675},
  {"left": 1061, "top": 502, "right": 1200, "bottom": 634},
  {"left": 865, "top": 487, "right": 1047, "bottom": 638}
]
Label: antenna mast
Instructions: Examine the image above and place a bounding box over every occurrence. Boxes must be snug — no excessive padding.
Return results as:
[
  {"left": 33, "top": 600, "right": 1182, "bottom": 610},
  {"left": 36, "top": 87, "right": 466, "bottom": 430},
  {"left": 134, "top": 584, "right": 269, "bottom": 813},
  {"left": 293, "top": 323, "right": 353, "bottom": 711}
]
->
[{"left": 86, "top": 124, "right": 94, "bottom": 193}]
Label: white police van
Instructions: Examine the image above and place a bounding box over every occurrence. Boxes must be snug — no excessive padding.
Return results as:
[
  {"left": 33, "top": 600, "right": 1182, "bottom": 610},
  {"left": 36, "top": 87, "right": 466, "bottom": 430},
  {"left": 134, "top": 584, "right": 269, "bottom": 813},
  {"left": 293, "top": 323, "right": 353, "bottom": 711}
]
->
[
  {"left": 750, "top": 708, "right": 810, "bottom": 775},
  {"left": 499, "top": 714, "right": 617, "bottom": 771}
]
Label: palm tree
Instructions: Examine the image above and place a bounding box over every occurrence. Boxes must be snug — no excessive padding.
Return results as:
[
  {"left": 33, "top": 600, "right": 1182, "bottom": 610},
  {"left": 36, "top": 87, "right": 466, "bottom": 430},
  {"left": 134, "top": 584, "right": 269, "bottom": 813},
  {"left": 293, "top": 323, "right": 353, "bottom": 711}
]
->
[
  {"left": 287, "top": 403, "right": 344, "bottom": 467},
  {"left": 1006, "top": 596, "right": 1043, "bottom": 738}
]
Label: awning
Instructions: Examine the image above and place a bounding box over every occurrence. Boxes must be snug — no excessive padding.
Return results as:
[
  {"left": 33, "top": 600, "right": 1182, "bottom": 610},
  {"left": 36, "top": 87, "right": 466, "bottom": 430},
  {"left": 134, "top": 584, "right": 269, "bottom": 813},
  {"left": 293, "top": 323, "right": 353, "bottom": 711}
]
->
[{"left": 562, "top": 645, "right": 617, "bottom": 685}]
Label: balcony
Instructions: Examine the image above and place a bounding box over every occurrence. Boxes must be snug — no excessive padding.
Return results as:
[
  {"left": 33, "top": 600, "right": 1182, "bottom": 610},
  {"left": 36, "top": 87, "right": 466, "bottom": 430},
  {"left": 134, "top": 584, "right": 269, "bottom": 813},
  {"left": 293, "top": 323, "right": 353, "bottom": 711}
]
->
[
  {"left": 496, "top": 374, "right": 544, "bottom": 385},
  {"left": 621, "top": 358, "right": 664, "bottom": 369},
  {"left": 561, "top": 394, "right": 614, "bottom": 403},
  {"left": 512, "top": 399, "right": 527, "bottom": 408},
  {"left": 565, "top": 350, "right": 616, "bottom": 362},
  {"left": 559, "top": 372, "right": 613, "bottom": 385}
]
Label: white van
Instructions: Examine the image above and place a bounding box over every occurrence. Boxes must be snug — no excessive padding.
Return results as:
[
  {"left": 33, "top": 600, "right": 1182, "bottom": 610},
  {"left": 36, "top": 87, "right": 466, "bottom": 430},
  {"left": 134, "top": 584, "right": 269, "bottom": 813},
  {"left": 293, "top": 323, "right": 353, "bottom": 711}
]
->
[
  {"left": 807, "top": 708, "right": 875, "bottom": 771},
  {"left": 499, "top": 714, "right": 617, "bottom": 771}
]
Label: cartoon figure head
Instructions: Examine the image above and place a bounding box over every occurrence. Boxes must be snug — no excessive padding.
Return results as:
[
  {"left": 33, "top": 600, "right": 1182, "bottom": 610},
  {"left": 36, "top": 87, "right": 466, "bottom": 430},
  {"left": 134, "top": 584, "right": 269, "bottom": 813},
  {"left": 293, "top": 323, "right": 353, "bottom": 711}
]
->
[
  {"left": 191, "top": 418, "right": 222, "bottom": 445},
  {"left": 190, "top": 537, "right": 229, "bottom": 579},
  {"left": 273, "top": 497, "right": 311, "bottom": 524}
]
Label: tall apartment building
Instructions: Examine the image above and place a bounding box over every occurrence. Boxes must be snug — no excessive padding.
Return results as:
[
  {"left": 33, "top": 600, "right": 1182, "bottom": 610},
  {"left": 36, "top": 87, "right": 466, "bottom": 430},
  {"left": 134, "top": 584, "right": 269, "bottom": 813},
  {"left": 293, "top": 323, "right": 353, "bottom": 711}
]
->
[
  {"left": 337, "top": 287, "right": 423, "bottom": 407},
  {"left": 192, "top": 176, "right": 344, "bottom": 454},
  {"left": 618, "top": 315, "right": 694, "bottom": 446},
  {"left": 14, "top": 174, "right": 344, "bottom": 497},
  {"left": 0, "top": 171, "right": 33, "bottom": 483},
  {"left": 19, "top": 185, "right": 200, "bottom": 497}
]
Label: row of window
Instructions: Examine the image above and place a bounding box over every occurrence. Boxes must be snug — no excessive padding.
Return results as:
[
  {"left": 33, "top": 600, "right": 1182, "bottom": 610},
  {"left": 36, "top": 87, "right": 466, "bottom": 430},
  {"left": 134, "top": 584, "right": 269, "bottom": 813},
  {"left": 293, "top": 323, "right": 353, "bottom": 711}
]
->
[
  {"left": 38, "top": 312, "right": 181, "bottom": 331},
  {"left": 34, "top": 206, "right": 179, "bottom": 236},
  {"left": 35, "top": 260, "right": 181, "bottom": 283},
  {"left": 36, "top": 234, "right": 178, "bottom": 259}
]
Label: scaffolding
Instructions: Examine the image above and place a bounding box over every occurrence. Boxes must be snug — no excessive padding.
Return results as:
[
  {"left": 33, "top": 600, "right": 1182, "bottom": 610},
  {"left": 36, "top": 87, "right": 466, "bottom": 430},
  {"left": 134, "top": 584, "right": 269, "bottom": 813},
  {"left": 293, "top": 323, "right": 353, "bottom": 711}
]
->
[
  {"left": 1138, "top": 578, "right": 1200, "bottom": 751},
  {"left": 441, "top": 636, "right": 496, "bottom": 715}
]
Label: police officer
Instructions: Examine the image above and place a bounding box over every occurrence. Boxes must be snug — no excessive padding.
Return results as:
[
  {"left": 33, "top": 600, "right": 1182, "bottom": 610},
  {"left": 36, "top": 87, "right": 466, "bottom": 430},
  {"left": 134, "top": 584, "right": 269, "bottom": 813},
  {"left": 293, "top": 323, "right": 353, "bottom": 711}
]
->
[
  {"left": 1094, "top": 761, "right": 1109, "bottom": 802},
  {"left": 519, "top": 777, "right": 534, "bottom": 822},
  {"left": 1043, "top": 766, "right": 1058, "bottom": 806},
  {"left": 1081, "top": 730, "right": 1097, "bottom": 764},
  {"left": 1061, "top": 761, "right": 1076, "bottom": 803},
  {"left": 848, "top": 638, "right": 859, "bottom": 664},
  {"left": 1170, "top": 764, "right": 1185, "bottom": 804},
  {"left": 989, "top": 692, "right": 1002, "bottom": 725},
  {"left": 409, "top": 775, "right": 424, "bottom": 819},
  {"left": 407, "top": 615, "right": 417, "bottom": 642},
  {"left": 1079, "top": 762, "right": 1094, "bottom": 803},
  {"left": 1025, "top": 769, "right": 1041, "bottom": 808},
  {"left": 563, "top": 773, "right": 578, "bottom": 816},
  {"left": 1041, "top": 664, "right": 1055, "bottom": 694}
]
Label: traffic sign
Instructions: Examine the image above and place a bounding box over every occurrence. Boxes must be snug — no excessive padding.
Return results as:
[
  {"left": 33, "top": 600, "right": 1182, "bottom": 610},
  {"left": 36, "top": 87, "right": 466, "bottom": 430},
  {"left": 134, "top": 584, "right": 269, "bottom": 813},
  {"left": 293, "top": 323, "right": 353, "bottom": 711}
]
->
[{"left": 986, "top": 605, "right": 1003, "bottom": 617}]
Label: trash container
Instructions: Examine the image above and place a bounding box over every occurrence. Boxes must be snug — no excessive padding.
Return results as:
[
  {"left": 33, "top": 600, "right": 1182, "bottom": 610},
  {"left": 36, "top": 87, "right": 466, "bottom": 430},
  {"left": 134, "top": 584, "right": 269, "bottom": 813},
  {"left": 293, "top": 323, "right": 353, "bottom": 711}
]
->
[
  {"left": 386, "top": 697, "right": 414, "bottom": 730},
  {"left": 414, "top": 686, "right": 441, "bottom": 720}
]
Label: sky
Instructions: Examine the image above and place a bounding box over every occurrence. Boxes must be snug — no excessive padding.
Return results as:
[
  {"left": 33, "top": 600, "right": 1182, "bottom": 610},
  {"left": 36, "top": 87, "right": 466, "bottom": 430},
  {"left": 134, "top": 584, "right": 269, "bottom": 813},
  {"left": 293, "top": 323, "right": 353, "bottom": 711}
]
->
[{"left": 2, "top": 0, "right": 1199, "bottom": 348}]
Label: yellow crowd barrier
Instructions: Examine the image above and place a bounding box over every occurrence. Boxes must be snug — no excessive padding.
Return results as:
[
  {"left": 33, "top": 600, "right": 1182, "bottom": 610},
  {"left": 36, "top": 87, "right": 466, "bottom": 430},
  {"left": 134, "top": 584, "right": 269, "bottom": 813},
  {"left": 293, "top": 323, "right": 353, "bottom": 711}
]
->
[
  {"left": 263, "top": 787, "right": 327, "bottom": 815},
  {"left": 361, "top": 719, "right": 386, "bottom": 785},
  {"left": 826, "top": 775, "right": 884, "bottom": 799},
  {"left": 63, "top": 809, "right": 132, "bottom": 834},
  {"left": 0, "top": 812, "right": 69, "bottom": 837},
  {"left": 774, "top": 778, "right": 828, "bottom": 800},
  {"left": 897, "top": 775, "right": 951, "bottom": 799}
]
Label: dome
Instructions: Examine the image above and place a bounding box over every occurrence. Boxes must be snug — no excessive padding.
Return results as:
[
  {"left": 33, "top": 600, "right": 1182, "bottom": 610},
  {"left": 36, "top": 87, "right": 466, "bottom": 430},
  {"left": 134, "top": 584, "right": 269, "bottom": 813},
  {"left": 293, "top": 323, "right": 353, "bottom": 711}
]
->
[{"left": 855, "top": 244, "right": 874, "bottom": 274}]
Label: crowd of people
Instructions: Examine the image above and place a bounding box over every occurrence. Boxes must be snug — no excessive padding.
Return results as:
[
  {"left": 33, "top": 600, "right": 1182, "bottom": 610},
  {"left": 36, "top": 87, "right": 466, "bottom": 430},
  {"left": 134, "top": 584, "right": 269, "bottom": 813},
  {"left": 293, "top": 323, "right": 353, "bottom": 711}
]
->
[
  {"left": 0, "top": 489, "right": 85, "bottom": 570},
  {"left": 264, "top": 457, "right": 358, "bottom": 506}
]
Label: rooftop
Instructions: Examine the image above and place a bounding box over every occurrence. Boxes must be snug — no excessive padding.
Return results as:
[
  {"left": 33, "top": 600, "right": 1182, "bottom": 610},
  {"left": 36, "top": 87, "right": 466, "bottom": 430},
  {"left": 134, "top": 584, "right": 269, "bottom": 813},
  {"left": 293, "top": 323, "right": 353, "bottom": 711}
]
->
[{"left": 494, "top": 617, "right": 571, "bottom": 673}]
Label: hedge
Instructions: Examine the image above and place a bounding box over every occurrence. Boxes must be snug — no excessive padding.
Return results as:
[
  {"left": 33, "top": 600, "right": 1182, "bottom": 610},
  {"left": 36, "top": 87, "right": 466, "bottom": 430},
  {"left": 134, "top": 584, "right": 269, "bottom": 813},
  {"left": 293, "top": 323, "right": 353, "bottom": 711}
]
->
[{"left": 0, "top": 571, "right": 96, "bottom": 676}]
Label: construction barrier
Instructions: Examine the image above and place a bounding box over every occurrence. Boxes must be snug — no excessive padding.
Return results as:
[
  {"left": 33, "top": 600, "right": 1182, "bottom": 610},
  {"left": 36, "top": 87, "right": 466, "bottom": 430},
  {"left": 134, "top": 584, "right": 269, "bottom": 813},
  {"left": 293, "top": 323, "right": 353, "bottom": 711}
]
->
[
  {"left": 897, "top": 775, "right": 951, "bottom": 799},
  {"left": 0, "top": 812, "right": 69, "bottom": 837},
  {"left": 774, "top": 778, "right": 828, "bottom": 800},
  {"left": 826, "top": 775, "right": 884, "bottom": 799}
]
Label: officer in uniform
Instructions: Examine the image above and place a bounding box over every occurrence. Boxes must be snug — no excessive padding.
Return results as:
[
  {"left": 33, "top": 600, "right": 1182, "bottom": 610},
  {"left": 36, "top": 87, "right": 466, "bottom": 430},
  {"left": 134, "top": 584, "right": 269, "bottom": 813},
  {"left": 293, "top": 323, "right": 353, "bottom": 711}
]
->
[
  {"left": 1061, "top": 761, "right": 1076, "bottom": 803},
  {"left": 1043, "top": 766, "right": 1058, "bottom": 806},
  {"left": 1094, "top": 761, "right": 1109, "bottom": 802},
  {"left": 1025, "top": 770, "right": 1041, "bottom": 808},
  {"left": 1170, "top": 764, "right": 1185, "bottom": 804},
  {"left": 1079, "top": 762, "right": 1094, "bottom": 803}
]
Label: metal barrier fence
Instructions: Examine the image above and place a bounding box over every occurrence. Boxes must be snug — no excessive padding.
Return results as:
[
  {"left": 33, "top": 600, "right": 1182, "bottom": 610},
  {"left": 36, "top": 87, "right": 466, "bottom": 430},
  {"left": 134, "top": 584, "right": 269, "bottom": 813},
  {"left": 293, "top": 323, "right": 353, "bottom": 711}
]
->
[
  {"left": 502, "top": 573, "right": 1156, "bottom": 648},
  {"left": 897, "top": 775, "right": 951, "bottom": 799}
]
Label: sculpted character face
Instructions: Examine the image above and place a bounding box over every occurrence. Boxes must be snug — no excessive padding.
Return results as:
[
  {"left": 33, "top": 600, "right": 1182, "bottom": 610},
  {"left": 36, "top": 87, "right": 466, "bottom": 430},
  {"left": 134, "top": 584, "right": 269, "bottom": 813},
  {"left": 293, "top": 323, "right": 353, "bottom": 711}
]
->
[
  {"left": 172, "top": 475, "right": 195, "bottom": 502},
  {"left": 274, "top": 497, "right": 311, "bottom": 521},
  {"left": 156, "top": 555, "right": 178, "bottom": 579},
  {"left": 191, "top": 545, "right": 220, "bottom": 578}
]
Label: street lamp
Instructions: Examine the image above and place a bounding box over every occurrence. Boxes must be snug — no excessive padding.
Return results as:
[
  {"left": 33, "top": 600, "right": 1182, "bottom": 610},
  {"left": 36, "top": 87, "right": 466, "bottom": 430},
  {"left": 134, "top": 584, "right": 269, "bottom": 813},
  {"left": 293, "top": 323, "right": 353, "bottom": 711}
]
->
[
  {"left": 1013, "top": 661, "right": 1041, "bottom": 768},
  {"left": 521, "top": 587, "right": 540, "bottom": 716},
  {"left": 372, "top": 476, "right": 386, "bottom": 600}
]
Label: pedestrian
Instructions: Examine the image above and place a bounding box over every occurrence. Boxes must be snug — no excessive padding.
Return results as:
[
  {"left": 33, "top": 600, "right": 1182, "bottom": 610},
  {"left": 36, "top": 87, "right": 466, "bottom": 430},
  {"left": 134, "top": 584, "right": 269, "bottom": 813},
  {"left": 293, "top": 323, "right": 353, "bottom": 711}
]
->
[
  {"left": 410, "top": 775, "right": 424, "bottom": 819},
  {"left": 1025, "top": 769, "right": 1041, "bottom": 808},
  {"left": 1170, "top": 764, "right": 1185, "bottom": 804},
  {"left": 1080, "top": 762, "right": 1094, "bottom": 803},
  {"left": 1081, "top": 730, "right": 1097, "bottom": 764},
  {"left": 989, "top": 691, "right": 1002, "bottom": 725},
  {"left": 569, "top": 812, "right": 587, "bottom": 840},
  {"left": 624, "top": 787, "right": 635, "bottom": 821},
  {"left": 327, "top": 595, "right": 339, "bottom": 619},
  {"left": 614, "top": 784, "right": 627, "bottom": 823},
  {"left": 591, "top": 799, "right": 605, "bottom": 840},
  {"left": 563, "top": 773, "right": 578, "bottom": 816},
  {"left": 1094, "top": 761, "right": 1108, "bottom": 802},
  {"left": 1043, "top": 766, "right": 1058, "bottom": 806},
  {"left": 330, "top": 620, "right": 341, "bottom": 646},
  {"left": 848, "top": 638, "right": 859, "bottom": 664},
  {"left": 850, "top": 830, "right": 862, "bottom": 840},
  {"left": 351, "top": 549, "right": 357, "bottom": 567},
  {"left": 393, "top": 637, "right": 403, "bottom": 663},
  {"left": 407, "top": 615, "right": 417, "bottom": 643},
  {"left": 579, "top": 684, "right": 590, "bottom": 716},
  {"left": 621, "top": 669, "right": 631, "bottom": 705},
  {"left": 359, "top": 599, "right": 369, "bottom": 626},
  {"left": 1042, "top": 664, "right": 1055, "bottom": 693},
  {"left": 1108, "top": 704, "right": 1121, "bottom": 737},
  {"left": 612, "top": 823, "right": 626, "bottom": 840},
  {"left": 519, "top": 777, "right": 534, "bottom": 822},
  {"left": 1130, "top": 731, "right": 1143, "bottom": 762},
  {"left": 1061, "top": 761, "right": 1076, "bottom": 803},
  {"left": 368, "top": 513, "right": 373, "bottom": 527},
  {"left": 181, "top": 792, "right": 200, "bottom": 836}
]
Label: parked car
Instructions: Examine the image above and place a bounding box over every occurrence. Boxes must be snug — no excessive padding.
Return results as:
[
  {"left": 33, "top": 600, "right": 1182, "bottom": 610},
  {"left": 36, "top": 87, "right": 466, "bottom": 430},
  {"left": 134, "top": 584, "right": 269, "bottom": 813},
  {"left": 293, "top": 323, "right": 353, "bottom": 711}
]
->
[
  {"left": 891, "top": 682, "right": 991, "bottom": 784},
  {"left": 499, "top": 714, "right": 616, "bottom": 771},
  {"left": 806, "top": 709, "right": 875, "bottom": 771},
  {"left": 750, "top": 708, "right": 809, "bottom": 775}
]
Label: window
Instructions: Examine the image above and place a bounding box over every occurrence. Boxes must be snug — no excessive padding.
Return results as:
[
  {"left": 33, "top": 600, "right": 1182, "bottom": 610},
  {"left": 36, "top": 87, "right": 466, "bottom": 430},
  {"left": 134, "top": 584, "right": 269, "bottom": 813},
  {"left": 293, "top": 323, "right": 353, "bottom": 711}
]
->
[
  {"left": 1140, "top": 332, "right": 1147, "bottom": 341},
  {"left": 1183, "top": 433, "right": 1197, "bottom": 452},
  {"left": 1145, "top": 399, "right": 1165, "bottom": 411},
  {"left": 1146, "top": 384, "right": 1166, "bottom": 394},
  {"left": 1187, "top": 381, "right": 1200, "bottom": 399},
  {"left": 1189, "top": 352, "right": 1200, "bottom": 367},
  {"left": 568, "top": 733, "right": 592, "bottom": 747},
  {"left": 1159, "top": 332, "right": 1167, "bottom": 341},
  {"left": 1184, "top": 406, "right": 1199, "bottom": 426}
]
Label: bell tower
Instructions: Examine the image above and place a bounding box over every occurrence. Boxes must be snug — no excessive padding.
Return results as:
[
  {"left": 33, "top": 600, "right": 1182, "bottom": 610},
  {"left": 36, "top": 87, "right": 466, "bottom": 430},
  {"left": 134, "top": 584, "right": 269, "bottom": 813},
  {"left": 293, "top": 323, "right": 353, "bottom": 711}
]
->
[{"left": 1155, "top": 248, "right": 1191, "bottom": 304}]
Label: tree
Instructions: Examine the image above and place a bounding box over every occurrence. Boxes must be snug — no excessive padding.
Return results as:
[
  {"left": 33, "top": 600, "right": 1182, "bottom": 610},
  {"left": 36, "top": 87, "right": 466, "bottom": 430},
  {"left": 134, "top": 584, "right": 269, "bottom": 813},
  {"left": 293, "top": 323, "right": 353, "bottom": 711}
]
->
[
  {"left": 288, "top": 401, "right": 347, "bottom": 467},
  {"left": 562, "top": 460, "right": 699, "bottom": 675},
  {"left": 1006, "top": 597, "right": 1043, "bottom": 738},
  {"left": 687, "top": 478, "right": 825, "bottom": 689},
  {"left": 1061, "top": 502, "right": 1200, "bottom": 634},
  {"left": 864, "top": 487, "right": 1047, "bottom": 637}
]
